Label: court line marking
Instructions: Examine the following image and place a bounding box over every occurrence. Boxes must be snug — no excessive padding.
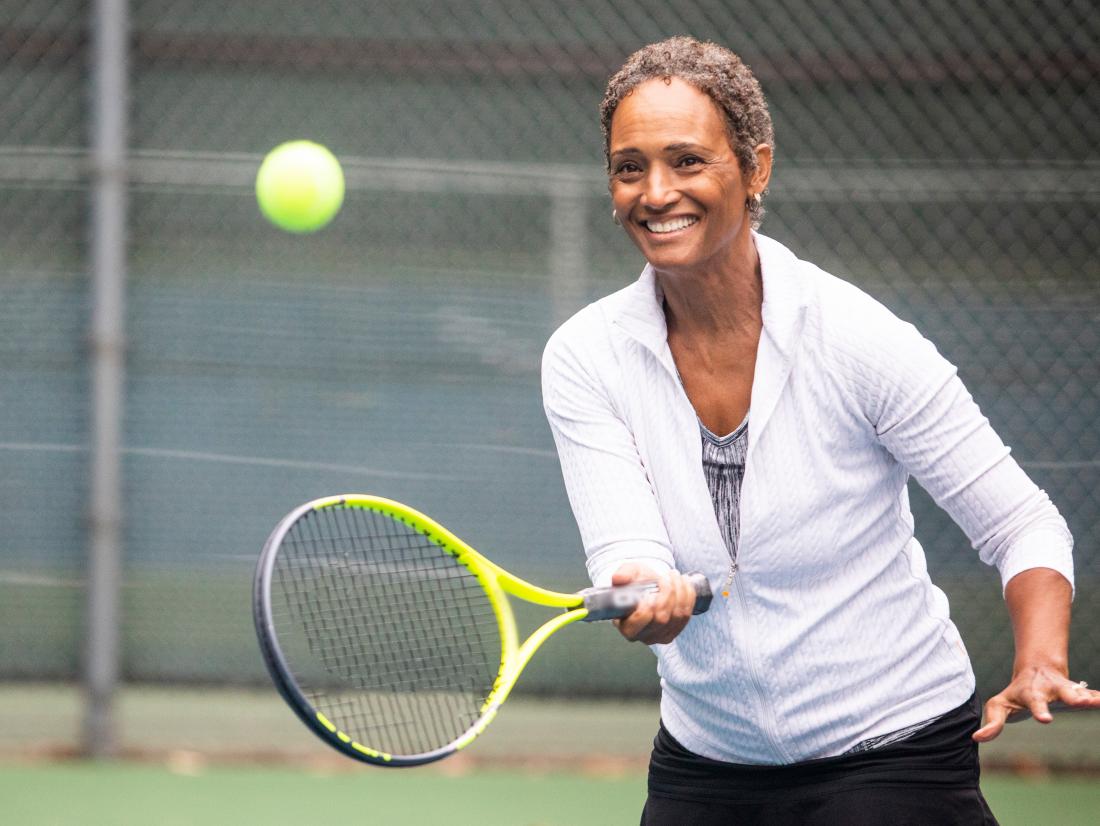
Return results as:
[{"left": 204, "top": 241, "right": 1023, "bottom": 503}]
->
[
  {"left": 0, "top": 442, "right": 464, "bottom": 480},
  {"left": 1020, "top": 460, "right": 1100, "bottom": 469},
  {"left": 2, "top": 442, "right": 1093, "bottom": 468},
  {"left": 0, "top": 571, "right": 82, "bottom": 587}
]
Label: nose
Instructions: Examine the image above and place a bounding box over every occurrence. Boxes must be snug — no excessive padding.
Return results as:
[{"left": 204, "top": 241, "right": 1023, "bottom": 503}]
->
[{"left": 641, "top": 165, "right": 679, "bottom": 211}]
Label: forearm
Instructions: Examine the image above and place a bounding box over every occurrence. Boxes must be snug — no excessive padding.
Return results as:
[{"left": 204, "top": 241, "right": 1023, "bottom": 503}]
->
[
  {"left": 542, "top": 334, "right": 675, "bottom": 588},
  {"left": 1005, "top": 567, "right": 1072, "bottom": 677}
]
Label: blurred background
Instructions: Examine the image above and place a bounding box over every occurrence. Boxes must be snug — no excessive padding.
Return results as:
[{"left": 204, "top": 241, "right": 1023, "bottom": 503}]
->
[{"left": 1, "top": 0, "right": 1097, "bottom": 823}]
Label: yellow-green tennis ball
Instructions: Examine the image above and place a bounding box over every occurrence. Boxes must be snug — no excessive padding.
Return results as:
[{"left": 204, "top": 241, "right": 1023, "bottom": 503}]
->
[{"left": 255, "top": 140, "right": 345, "bottom": 233}]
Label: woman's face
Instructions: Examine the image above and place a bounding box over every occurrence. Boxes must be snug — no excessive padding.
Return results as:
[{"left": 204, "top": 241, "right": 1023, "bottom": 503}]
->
[{"left": 608, "top": 77, "right": 766, "bottom": 275}]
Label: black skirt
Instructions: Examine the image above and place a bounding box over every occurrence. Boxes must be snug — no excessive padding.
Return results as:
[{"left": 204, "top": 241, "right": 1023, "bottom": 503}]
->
[{"left": 642, "top": 694, "right": 999, "bottom": 826}]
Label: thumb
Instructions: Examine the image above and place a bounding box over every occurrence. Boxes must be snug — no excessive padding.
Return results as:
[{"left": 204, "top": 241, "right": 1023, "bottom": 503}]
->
[
  {"left": 972, "top": 702, "right": 1008, "bottom": 743},
  {"left": 611, "top": 563, "right": 654, "bottom": 587}
]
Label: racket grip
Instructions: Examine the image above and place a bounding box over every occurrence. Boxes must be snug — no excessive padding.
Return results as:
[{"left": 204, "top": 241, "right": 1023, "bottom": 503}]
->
[{"left": 578, "top": 571, "right": 713, "bottom": 622}]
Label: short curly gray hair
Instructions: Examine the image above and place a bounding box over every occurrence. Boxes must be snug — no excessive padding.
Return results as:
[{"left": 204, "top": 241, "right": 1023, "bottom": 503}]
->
[{"left": 600, "top": 36, "right": 775, "bottom": 227}]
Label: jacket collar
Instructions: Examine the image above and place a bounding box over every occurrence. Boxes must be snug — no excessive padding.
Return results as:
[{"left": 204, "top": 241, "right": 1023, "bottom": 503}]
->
[
  {"left": 611, "top": 232, "right": 809, "bottom": 363},
  {"left": 610, "top": 232, "right": 810, "bottom": 445}
]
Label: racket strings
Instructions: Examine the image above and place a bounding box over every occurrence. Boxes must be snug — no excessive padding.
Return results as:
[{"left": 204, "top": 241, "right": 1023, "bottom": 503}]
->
[
  {"left": 288, "top": 506, "right": 481, "bottom": 759},
  {"left": 275, "top": 506, "right": 491, "bottom": 758},
  {"left": 270, "top": 504, "right": 502, "bottom": 757}
]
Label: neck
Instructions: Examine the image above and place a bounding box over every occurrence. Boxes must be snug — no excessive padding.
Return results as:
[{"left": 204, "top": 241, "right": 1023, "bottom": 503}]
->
[{"left": 657, "top": 236, "right": 763, "bottom": 339}]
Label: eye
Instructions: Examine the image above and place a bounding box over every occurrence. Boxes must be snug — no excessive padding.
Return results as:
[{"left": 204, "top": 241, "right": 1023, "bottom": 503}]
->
[
  {"left": 612, "top": 159, "right": 642, "bottom": 178},
  {"left": 677, "top": 155, "right": 705, "bottom": 168}
]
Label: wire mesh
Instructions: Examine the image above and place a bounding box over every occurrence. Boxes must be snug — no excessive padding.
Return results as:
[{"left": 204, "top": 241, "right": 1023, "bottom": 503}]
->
[{"left": 0, "top": 1, "right": 1096, "bottom": 727}]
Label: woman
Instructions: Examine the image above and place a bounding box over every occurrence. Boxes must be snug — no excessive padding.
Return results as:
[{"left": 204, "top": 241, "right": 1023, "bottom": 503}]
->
[{"left": 541, "top": 36, "right": 1098, "bottom": 825}]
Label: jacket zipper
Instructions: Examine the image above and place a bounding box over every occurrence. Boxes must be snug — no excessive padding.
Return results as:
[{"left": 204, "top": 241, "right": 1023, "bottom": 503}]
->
[
  {"left": 649, "top": 330, "right": 790, "bottom": 759},
  {"left": 732, "top": 569, "right": 791, "bottom": 761}
]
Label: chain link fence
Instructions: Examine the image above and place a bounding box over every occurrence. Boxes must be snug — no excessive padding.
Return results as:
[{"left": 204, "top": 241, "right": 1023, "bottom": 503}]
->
[{"left": 1, "top": 0, "right": 1097, "bottom": 745}]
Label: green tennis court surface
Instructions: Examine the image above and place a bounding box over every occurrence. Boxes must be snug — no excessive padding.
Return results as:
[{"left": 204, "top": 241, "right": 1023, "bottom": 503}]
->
[
  {"left": 2, "top": 763, "right": 1098, "bottom": 826},
  {"left": 3, "top": 685, "right": 1099, "bottom": 825},
  {"left": 5, "top": 684, "right": 1099, "bottom": 770}
]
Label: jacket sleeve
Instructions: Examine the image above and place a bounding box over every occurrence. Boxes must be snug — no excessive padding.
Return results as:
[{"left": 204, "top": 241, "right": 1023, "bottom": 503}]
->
[
  {"left": 541, "top": 318, "right": 675, "bottom": 587},
  {"left": 846, "top": 298, "right": 1074, "bottom": 595}
]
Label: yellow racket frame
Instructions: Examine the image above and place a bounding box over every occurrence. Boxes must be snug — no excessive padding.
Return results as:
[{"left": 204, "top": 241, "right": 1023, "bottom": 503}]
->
[{"left": 255, "top": 493, "right": 593, "bottom": 766}]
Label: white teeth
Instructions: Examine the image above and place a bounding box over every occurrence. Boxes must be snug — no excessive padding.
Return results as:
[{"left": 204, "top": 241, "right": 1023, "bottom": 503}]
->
[{"left": 645, "top": 216, "right": 698, "bottom": 234}]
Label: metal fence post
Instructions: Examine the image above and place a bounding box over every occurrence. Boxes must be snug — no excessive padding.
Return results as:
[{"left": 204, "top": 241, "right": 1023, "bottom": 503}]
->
[{"left": 84, "top": 0, "right": 129, "bottom": 758}]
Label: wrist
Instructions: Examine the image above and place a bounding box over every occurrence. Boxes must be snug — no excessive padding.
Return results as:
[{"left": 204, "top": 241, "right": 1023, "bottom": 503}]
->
[{"left": 1011, "top": 658, "right": 1069, "bottom": 680}]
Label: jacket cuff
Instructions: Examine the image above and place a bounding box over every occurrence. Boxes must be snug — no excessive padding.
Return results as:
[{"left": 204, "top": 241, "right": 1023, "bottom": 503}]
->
[
  {"left": 588, "top": 545, "right": 675, "bottom": 588},
  {"left": 998, "top": 528, "right": 1075, "bottom": 598}
]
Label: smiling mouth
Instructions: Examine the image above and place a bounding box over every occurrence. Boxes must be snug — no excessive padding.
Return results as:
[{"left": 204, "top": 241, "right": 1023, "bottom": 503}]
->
[{"left": 643, "top": 216, "right": 699, "bottom": 234}]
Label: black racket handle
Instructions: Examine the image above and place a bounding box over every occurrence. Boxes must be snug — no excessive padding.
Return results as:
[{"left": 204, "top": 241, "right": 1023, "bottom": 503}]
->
[{"left": 578, "top": 571, "right": 713, "bottom": 622}]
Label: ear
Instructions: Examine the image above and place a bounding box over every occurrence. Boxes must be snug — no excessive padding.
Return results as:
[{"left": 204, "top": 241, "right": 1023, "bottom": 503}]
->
[{"left": 747, "top": 144, "right": 773, "bottom": 194}]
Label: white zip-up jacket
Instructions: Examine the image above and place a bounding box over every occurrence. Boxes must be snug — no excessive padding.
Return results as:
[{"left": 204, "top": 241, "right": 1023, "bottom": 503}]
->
[{"left": 541, "top": 233, "right": 1074, "bottom": 764}]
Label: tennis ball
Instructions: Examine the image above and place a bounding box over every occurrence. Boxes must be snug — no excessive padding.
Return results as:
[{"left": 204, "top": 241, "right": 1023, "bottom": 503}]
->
[{"left": 255, "top": 140, "right": 345, "bottom": 233}]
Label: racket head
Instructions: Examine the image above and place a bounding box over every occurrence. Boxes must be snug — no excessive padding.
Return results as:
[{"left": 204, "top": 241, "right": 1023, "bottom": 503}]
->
[{"left": 253, "top": 495, "right": 518, "bottom": 766}]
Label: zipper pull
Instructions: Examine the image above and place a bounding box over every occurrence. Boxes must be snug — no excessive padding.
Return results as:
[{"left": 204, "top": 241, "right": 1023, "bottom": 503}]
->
[{"left": 721, "top": 560, "right": 738, "bottom": 597}]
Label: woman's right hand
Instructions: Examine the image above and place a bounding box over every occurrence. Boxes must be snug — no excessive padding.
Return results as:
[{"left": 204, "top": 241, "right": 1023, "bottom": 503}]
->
[{"left": 610, "top": 563, "right": 697, "bottom": 645}]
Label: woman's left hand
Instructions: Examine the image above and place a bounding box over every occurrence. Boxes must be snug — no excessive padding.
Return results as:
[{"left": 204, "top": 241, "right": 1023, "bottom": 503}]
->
[
  {"left": 972, "top": 666, "right": 1100, "bottom": 742},
  {"left": 974, "top": 568, "right": 1100, "bottom": 742}
]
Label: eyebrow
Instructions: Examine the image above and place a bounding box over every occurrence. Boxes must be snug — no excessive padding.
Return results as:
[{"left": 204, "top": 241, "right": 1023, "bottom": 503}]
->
[{"left": 609, "top": 142, "right": 704, "bottom": 157}]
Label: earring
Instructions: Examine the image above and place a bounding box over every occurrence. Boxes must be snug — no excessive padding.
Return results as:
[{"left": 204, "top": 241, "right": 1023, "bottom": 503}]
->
[
  {"left": 745, "top": 192, "right": 762, "bottom": 209},
  {"left": 612, "top": 209, "right": 621, "bottom": 226}
]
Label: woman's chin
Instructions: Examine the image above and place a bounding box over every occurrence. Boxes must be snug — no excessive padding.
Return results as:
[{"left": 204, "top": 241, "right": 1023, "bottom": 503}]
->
[{"left": 640, "top": 243, "right": 703, "bottom": 273}]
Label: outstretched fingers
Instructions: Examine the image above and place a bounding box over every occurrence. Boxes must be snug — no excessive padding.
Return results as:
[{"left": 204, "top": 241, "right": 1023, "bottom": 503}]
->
[{"left": 973, "top": 676, "right": 1100, "bottom": 742}]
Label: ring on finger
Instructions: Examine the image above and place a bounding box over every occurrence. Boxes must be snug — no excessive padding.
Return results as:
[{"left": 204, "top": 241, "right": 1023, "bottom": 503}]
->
[{"left": 1077, "top": 680, "right": 1089, "bottom": 690}]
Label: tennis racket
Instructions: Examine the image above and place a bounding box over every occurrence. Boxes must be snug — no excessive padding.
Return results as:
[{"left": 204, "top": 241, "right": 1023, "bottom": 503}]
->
[{"left": 253, "top": 494, "right": 712, "bottom": 767}]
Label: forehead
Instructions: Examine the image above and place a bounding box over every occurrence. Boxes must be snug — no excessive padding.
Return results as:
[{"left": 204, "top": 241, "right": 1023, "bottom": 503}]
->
[{"left": 609, "top": 77, "right": 727, "bottom": 150}]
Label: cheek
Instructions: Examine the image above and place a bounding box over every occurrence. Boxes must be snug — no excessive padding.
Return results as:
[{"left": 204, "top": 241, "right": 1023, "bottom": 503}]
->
[
  {"left": 711, "top": 184, "right": 747, "bottom": 222},
  {"left": 608, "top": 183, "right": 632, "bottom": 210},
  {"left": 609, "top": 189, "right": 643, "bottom": 234}
]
